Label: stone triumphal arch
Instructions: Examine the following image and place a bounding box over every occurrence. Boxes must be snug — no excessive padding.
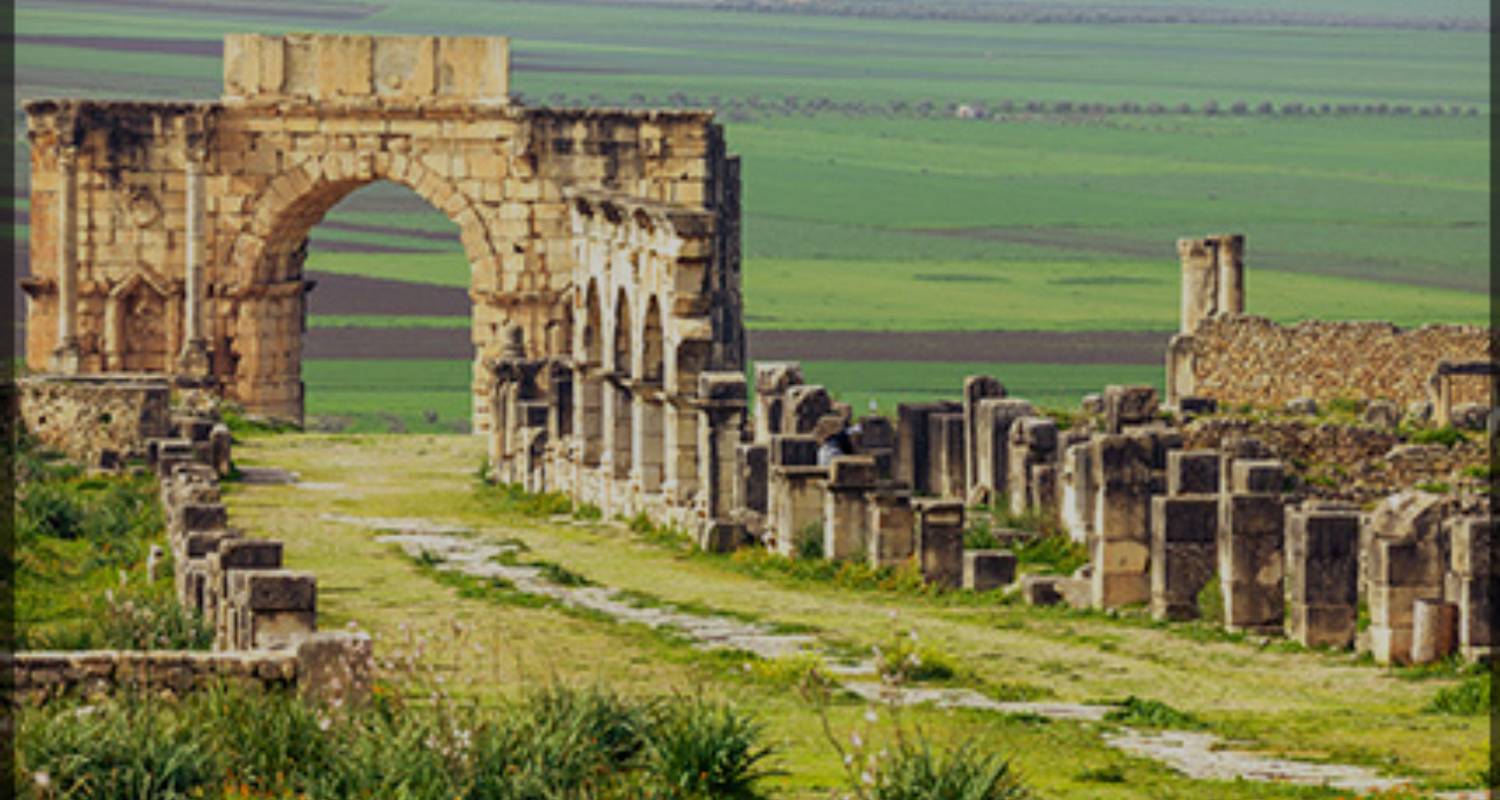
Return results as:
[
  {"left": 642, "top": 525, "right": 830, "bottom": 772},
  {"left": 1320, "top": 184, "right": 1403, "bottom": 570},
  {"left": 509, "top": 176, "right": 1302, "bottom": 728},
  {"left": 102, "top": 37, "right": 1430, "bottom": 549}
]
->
[{"left": 22, "top": 33, "right": 744, "bottom": 436}]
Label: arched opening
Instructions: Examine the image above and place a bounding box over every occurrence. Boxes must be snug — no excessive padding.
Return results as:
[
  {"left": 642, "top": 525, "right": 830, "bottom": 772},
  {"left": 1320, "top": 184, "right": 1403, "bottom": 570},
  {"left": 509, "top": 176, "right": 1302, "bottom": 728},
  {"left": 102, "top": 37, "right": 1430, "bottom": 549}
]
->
[
  {"left": 636, "top": 296, "right": 666, "bottom": 493},
  {"left": 232, "top": 171, "right": 482, "bottom": 434},
  {"left": 608, "top": 288, "right": 634, "bottom": 480},
  {"left": 577, "top": 281, "right": 604, "bottom": 466}
]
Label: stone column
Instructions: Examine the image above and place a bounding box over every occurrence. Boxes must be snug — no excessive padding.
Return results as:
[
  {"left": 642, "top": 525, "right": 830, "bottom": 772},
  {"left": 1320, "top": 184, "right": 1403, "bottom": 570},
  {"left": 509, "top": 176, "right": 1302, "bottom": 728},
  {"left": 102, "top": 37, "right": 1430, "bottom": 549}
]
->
[
  {"left": 51, "top": 146, "right": 81, "bottom": 373},
  {"left": 1285, "top": 505, "right": 1359, "bottom": 648},
  {"left": 824, "top": 456, "right": 877, "bottom": 561},
  {"left": 178, "top": 150, "right": 210, "bottom": 374},
  {"left": 1217, "top": 460, "right": 1286, "bottom": 634},
  {"left": 1177, "top": 237, "right": 1218, "bottom": 334},
  {"left": 662, "top": 402, "right": 699, "bottom": 503},
  {"left": 1213, "top": 233, "right": 1245, "bottom": 316},
  {"left": 696, "top": 372, "right": 748, "bottom": 551},
  {"left": 914, "top": 500, "right": 964, "bottom": 588},
  {"left": 962, "top": 376, "right": 1005, "bottom": 501},
  {"left": 632, "top": 391, "right": 665, "bottom": 495},
  {"left": 1090, "top": 433, "right": 1153, "bottom": 608}
]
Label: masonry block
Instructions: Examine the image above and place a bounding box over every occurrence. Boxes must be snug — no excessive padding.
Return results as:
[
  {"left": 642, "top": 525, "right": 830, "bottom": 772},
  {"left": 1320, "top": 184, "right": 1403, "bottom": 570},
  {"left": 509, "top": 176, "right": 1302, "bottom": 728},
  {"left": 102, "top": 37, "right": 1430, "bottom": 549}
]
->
[{"left": 963, "top": 550, "right": 1017, "bottom": 592}]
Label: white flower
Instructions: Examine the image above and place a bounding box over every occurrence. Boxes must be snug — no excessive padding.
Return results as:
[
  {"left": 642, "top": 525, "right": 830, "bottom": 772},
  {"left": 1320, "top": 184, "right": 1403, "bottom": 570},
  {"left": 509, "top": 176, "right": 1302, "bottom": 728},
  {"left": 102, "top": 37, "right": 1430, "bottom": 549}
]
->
[
  {"left": 33, "top": 771, "right": 51, "bottom": 789},
  {"left": 843, "top": 753, "right": 854, "bottom": 766},
  {"left": 860, "top": 770, "right": 874, "bottom": 785},
  {"left": 864, "top": 708, "right": 878, "bottom": 723},
  {"left": 850, "top": 732, "right": 863, "bottom": 748}
]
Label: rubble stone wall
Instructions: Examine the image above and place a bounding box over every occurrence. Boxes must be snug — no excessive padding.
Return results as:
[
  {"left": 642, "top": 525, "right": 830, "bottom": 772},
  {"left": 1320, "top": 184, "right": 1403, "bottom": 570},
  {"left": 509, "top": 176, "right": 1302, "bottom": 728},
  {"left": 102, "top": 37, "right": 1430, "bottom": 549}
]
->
[
  {"left": 18, "top": 374, "right": 171, "bottom": 464},
  {"left": 1170, "top": 316, "right": 1493, "bottom": 408},
  {"left": 6, "top": 649, "right": 297, "bottom": 705}
]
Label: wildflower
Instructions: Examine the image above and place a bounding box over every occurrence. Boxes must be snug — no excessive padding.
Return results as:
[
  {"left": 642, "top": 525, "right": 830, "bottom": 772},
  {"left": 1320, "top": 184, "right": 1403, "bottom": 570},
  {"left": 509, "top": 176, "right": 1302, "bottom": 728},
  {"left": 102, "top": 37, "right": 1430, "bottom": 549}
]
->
[
  {"left": 33, "top": 771, "right": 51, "bottom": 789},
  {"left": 850, "top": 731, "right": 863, "bottom": 748},
  {"left": 864, "top": 708, "right": 878, "bottom": 723}
]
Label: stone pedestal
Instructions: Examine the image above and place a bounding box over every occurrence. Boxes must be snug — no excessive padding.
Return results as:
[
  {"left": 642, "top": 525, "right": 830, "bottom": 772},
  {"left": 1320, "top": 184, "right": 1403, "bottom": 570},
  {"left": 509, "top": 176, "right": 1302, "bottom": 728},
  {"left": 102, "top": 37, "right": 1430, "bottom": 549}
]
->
[
  {"left": 824, "top": 456, "right": 877, "bottom": 560},
  {"left": 867, "top": 490, "right": 916, "bottom": 568},
  {"left": 1285, "top": 507, "right": 1359, "bottom": 648},
  {"left": 963, "top": 550, "right": 1017, "bottom": 592},
  {"left": 1090, "top": 433, "right": 1152, "bottom": 608},
  {"left": 1149, "top": 496, "right": 1217, "bottom": 621},
  {"left": 1217, "top": 492, "right": 1285, "bottom": 633},
  {"left": 915, "top": 500, "right": 964, "bottom": 588}
]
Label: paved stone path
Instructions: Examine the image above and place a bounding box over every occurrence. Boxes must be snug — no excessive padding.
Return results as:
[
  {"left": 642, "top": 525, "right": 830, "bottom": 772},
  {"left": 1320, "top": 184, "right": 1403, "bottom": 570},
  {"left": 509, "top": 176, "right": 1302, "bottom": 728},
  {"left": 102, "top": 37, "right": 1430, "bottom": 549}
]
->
[{"left": 326, "top": 514, "right": 1479, "bottom": 798}]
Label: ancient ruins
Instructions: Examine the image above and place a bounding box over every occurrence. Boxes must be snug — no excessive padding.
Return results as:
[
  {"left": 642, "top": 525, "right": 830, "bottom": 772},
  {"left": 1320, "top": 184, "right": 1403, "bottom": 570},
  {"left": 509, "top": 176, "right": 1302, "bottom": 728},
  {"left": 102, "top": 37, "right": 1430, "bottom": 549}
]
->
[
  {"left": 21, "top": 33, "right": 742, "bottom": 431},
  {"left": 16, "top": 33, "right": 1496, "bottom": 677}
]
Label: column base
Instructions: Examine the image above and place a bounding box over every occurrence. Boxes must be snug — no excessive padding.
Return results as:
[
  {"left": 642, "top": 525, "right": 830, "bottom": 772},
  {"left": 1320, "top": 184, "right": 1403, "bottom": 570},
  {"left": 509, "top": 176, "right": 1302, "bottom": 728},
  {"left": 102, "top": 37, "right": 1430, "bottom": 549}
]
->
[
  {"left": 177, "top": 338, "right": 211, "bottom": 376},
  {"left": 50, "top": 340, "right": 82, "bottom": 374}
]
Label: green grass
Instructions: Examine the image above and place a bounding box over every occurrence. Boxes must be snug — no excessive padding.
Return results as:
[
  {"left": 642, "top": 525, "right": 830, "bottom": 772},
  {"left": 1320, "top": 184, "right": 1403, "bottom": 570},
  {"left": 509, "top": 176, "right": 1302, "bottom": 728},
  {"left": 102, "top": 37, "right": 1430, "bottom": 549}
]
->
[
  {"left": 798, "top": 361, "right": 1163, "bottom": 415},
  {"left": 218, "top": 433, "right": 1487, "bottom": 796},
  {"left": 303, "top": 359, "right": 475, "bottom": 434},
  {"left": 12, "top": 441, "right": 211, "bottom": 650}
]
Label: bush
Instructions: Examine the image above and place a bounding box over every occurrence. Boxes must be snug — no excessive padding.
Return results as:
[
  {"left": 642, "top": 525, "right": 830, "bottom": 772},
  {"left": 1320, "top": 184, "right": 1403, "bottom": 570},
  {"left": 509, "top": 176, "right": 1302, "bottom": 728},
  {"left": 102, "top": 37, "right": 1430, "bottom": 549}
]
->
[
  {"left": 794, "top": 521, "right": 825, "bottom": 560},
  {"left": 1011, "top": 534, "right": 1087, "bottom": 576},
  {"left": 1424, "top": 673, "right": 1491, "bottom": 716},
  {"left": 1104, "top": 696, "right": 1205, "bottom": 729},
  {"left": 865, "top": 739, "right": 1029, "bottom": 799},
  {"left": 647, "top": 697, "right": 776, "bottom": 798},
  {"left": 875, "top": 629, "right": 961, "bottom": 684},
  {"left": 1196, "top": 576, "right": 1225, "bottom": 626},
  {"left": 15, "top": 684, "right": 776, "bottom": 800}
]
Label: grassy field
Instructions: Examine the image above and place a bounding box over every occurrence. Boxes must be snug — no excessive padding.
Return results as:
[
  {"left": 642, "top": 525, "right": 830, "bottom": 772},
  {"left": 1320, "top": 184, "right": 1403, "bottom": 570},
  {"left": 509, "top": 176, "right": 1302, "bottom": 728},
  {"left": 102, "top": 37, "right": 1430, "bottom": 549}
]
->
[
  {"left": 301, "top": 358, "right": 1164, "bottom": 432},
  {"left": 219, "top": 432, "right": 1489, "bottom": 797},
  {"left": 303, "top": 359, "right": 475, "bottom": 434},
  {"left": 10, "top": 0, "right": 1489, "bottom": 419}
]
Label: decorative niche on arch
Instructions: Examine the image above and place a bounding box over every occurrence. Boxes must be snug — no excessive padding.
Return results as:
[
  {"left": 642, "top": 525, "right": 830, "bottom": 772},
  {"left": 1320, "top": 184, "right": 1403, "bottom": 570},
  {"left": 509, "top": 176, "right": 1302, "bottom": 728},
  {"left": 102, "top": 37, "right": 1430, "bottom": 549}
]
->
[{"left": 105, "top": 269, "right": 178, "bottom": 373}]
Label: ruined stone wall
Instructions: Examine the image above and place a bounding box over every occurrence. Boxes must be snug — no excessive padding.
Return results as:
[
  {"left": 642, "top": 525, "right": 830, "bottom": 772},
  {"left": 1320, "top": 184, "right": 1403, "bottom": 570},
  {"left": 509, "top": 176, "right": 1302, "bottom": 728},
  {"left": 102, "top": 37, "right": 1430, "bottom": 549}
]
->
[
  {"left": 6, "top": 649, "right": 297, "bottom": 705},
  {"left": 1169, "top": 316, "right": 1494, "bottom": 409},
  {"left": 22, "top": 33, "right": 739, "bottom": 432},
  {"left": 18, "top": 374, "right": 172, "bottom": 465}
]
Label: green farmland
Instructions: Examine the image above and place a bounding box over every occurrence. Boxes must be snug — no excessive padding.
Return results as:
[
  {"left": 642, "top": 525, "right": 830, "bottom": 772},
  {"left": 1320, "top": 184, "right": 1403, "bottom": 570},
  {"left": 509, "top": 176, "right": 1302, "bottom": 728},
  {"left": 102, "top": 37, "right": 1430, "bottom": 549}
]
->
[{"left": 11, "top": 0, "right": 1490, "bottom": 426}]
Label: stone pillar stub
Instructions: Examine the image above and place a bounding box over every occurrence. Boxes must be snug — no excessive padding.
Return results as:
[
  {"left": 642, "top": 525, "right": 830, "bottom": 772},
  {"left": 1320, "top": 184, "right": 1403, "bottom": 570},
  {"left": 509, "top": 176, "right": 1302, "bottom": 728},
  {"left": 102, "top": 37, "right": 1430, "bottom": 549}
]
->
[
  {"left": 961, "top": 376, "right": 1006, "bottom": 501},
  {"left": 1177, "top": 236, "right": 1218, "bottom": 335}
]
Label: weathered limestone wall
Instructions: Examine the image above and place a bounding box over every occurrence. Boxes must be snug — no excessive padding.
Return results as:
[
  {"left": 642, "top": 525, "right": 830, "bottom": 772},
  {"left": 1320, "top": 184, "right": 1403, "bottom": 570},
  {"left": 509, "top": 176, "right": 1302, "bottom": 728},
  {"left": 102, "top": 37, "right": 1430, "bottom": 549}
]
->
[
  {"left": 5, "top": 635, "right": 371, "bottom": 706},
  {"left": 18, "top": 374, "right": 172, "bottom": 465},
  {"left": 22, "top": 33, "right": 739, "bottom": 433},
  {"left": 1169, "top": 316, "right": 1493, "bottom": 408}
]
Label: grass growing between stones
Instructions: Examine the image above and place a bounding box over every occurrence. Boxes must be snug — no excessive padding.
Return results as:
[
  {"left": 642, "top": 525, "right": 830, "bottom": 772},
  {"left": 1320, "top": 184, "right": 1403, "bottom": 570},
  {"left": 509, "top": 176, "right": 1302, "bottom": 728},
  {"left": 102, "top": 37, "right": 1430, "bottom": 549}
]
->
[
  {"left": 220, "top": 432, "right": 1485, "bottom": 797},
  {"left": 10, "top": 436, "right": 210, "bottom": 651}
]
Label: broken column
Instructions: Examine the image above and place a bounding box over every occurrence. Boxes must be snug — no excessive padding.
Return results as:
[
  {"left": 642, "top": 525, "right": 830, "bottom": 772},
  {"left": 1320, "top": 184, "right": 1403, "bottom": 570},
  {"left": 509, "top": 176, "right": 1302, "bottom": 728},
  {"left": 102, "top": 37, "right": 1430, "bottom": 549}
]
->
[
  {"left": 1213, "top": 233, "right": 1245, "bottom": 316},
  {"left": 867, "top": 488, "right": 916, "bottom": 568},
  {"left": 824, "top": 456, "right": 878, "bottom": 561},
  {"left": 1149, "top": 491, "right": 1217, "bottom": 622},
  {"left": 1007, "top": 416, "right": 1058, "bottom": 515},
  {"left": 929, "top": 412, "right": 966, "bottom": 499},
  {"left": 753, "top": 362, "right": 803, "bottom": 442},
  {"left": 1177, "top": 236, "right": 1218, "bottom": 334},
  {"left": 962, "top": 376, "right": 1006, "bottom": 500},
  {"left": 1217, "top": 460, "right": 1286, "bottom": 634},
  {"left": 696, "top": 372, "right": 748, "bottom": 552},
  {"left": 783, "top": 385, "right": 833, "bottom": 436},
  {"left": 1284, "top": 504, "right": 1359, "bottom": 648},
  {"left": 914, "top": 500, "right": 964, "bottom": 588},
  {"left": 734, "top": 442, "right": 769, "bottom": 538},
  {"left": 854, "top": 415, "right": 896, "bottom": 481},
  {"left": 1059, "top": 441, "right": 1094, "bottom": 543},
  {"left": 1445, "top": 514, "right": 1493, "bottom": 661},
  {"left": 972, "top": 398, "right": 1035, "bottom": 506},
  {"left": 895, "top": 401, "right": 961, "bottom": 495},
  {"left": 1364, "top": 491, "right": 1451, "bottom": 664},
  {"left": 768, "top": 434, "right": 824, "bottom": 557},
  {"left": 1102, "top": 385, "right": 1158, "bottom": 435},
  {"left": 227, "top": 570, "right": 317, "bottom": 650},
  {"left": 1090, "top": 433, "right": 1153, "bottom": 608}
]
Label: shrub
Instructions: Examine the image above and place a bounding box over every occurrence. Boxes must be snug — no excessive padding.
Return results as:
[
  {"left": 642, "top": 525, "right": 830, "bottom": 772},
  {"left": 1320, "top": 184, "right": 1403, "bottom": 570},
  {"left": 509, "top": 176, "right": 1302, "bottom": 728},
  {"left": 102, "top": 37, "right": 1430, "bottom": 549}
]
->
[
  {"left": 1196, "top": 576, "right": 1224, "bottom": 626},
  {"left": 647, "top": 697, "right": 776, "bottom": 798},
  {"left": 795, "top": 521, "right": 826, "bottom": 560},
  {"left": 1409, "top": 426, "right": 1466, "bottom": 447},
  {"left": 865, "top": 739, "right": 1029, "bottom": 799},
  {"left": 875, "top": 629, "right": 961, "bottom": 684},
  {"left": 15, "top": 684, "right": 776, "bottom": 800},
  {"left": 1104, "top": 696, "right": 1204, "bottom": 729},
  {"left": 1424, "top": 673, "right": 1491, "bottom": 716},
  {"left": 1011, "top": 534, "right": 1087, "bottom": 576}
]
